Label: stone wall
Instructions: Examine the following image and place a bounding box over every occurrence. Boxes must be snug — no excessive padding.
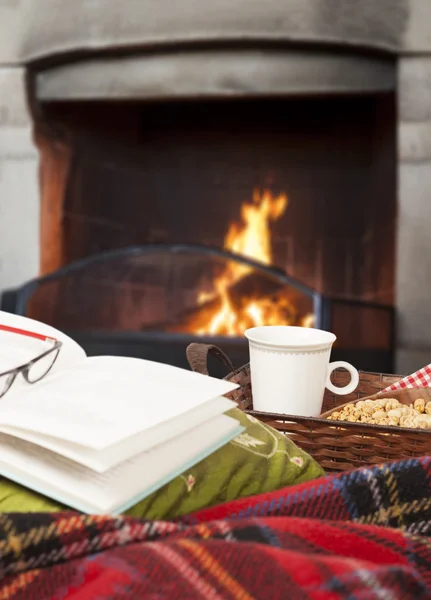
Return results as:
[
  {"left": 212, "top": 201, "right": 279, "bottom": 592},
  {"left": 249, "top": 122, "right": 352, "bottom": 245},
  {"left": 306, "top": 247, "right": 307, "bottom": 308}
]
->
[
  {"left": 397, "top": 56, "right": 431, "bottom": 372},
  {"left": 0, "top": 1, "right": 39, "bottom": 290}
]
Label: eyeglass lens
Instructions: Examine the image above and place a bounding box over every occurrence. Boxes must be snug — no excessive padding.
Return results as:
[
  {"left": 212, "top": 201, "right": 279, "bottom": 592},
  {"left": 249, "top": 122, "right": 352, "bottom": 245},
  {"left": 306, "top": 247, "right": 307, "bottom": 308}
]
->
[
  {"left": 26, "top": 349, "right": 60, "bottom": 383},
  {"left": 0, "top": 373, "right": 16, "bottom": 398}
]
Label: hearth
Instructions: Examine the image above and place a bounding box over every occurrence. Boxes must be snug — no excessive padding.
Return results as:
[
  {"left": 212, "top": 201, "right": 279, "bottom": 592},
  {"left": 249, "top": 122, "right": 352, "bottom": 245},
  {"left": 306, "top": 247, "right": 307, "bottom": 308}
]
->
[{"left": 2, "top": 91, "right": 396, "bottom": 372}]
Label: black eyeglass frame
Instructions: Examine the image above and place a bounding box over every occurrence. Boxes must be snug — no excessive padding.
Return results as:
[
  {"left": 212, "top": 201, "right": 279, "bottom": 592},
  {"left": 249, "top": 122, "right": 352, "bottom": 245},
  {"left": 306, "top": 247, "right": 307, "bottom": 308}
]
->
[{"left": 0, "top": 339, "right": 63, "bottom": 398}]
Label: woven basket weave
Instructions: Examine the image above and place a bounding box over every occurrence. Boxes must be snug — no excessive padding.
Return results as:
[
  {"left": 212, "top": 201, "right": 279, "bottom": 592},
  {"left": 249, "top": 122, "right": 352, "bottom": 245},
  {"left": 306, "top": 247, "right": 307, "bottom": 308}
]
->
[{"left": 186, "top": 343, "right": 431, "bottom": 472}]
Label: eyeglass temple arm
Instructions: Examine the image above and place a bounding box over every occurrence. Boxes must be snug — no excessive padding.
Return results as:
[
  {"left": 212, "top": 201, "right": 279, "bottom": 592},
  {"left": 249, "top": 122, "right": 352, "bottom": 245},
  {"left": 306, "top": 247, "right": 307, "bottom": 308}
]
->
[{"left": 0, "top": 324, "right": 57, "bottom": 343}]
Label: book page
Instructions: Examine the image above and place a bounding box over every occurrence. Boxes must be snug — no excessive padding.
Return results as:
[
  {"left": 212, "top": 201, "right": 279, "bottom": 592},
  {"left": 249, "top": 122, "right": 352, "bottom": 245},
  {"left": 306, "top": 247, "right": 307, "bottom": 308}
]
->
[
  {"left": 0, "top": 356, "right": 239, "bottom": 449},
  {"left": 0, "top": 311, "right": 86, "bottom": 398},
  {"left": 0, "top": 414, "right": 243, "bottom": 514}
]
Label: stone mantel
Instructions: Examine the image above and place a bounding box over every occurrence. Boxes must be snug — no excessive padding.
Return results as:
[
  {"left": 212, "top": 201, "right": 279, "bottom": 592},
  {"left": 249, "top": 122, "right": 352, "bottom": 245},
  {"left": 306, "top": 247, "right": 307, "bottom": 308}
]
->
[
  {"left": 15, "top": 0, "right": 430, "bottom": 64},
  {"left": 35, "top": 50, "right": 396, "bottom": 102},
  {"left": 8, "top": 0, "right": 427, "bottom": 102}
]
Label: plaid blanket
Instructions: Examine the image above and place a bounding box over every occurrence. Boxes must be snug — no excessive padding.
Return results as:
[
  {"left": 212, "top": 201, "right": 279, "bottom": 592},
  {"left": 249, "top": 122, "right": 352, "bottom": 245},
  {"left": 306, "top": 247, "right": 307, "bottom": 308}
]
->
[{"left": 0, "top": 457, "right": 430, "bottom": 599}]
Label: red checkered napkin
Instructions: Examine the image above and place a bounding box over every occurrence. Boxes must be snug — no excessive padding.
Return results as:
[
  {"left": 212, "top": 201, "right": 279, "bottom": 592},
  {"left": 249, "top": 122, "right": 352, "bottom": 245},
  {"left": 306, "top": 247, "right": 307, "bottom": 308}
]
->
[{"left": 383, "top": 363, "right": 431, "bottom": 392}]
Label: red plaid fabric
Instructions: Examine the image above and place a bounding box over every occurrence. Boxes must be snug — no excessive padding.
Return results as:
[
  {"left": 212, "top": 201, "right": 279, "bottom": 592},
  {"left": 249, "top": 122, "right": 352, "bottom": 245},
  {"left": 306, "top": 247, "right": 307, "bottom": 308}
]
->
[
  {"left": 383, "top": 363, "right": 431, "bottom": 392},
  {"left": 1, "top": 456, "right": 430, "bottom": 600}
]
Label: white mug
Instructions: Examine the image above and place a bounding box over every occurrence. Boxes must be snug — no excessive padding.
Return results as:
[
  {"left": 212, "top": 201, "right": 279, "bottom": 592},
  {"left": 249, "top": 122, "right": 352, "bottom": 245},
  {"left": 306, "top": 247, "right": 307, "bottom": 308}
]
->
[{"left": 244, "top": 326, "right": 359, "bottom": 416}]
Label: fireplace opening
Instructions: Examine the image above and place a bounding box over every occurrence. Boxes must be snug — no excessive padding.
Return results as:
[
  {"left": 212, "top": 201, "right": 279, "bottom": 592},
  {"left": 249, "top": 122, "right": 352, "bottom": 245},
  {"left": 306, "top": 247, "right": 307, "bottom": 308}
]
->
[{"left": 27, "top": 93, "right": 396, "bottom": 372}]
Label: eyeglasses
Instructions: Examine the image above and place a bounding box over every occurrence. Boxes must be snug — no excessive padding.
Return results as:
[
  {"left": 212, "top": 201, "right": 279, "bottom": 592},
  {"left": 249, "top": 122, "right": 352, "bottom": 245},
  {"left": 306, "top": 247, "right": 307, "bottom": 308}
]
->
[{"left": 0, "top": 324, "right": 63, "bottom": 398}]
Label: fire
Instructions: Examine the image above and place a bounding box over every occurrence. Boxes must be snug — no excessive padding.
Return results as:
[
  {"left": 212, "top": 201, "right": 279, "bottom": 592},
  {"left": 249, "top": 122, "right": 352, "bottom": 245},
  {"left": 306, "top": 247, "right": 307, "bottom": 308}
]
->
[
  {"left": 193, "top": 189, "right": 314, "bottom": 336},
  {"left": 224, "top": 188, "right": 287, "bottom": 275}
]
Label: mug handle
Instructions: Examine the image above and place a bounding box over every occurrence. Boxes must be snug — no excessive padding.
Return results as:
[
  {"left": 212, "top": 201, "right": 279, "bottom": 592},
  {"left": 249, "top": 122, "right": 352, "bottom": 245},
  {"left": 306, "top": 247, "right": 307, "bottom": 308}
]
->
[{"left": 325, "top": 361, "right": 359, "bottom": 395}]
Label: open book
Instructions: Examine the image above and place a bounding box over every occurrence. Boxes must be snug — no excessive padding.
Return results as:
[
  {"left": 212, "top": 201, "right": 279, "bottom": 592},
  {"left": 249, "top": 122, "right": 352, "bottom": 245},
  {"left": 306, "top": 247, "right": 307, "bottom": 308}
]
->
[{"left": 0, "top": 311, "right": 242, "bottom": 514}]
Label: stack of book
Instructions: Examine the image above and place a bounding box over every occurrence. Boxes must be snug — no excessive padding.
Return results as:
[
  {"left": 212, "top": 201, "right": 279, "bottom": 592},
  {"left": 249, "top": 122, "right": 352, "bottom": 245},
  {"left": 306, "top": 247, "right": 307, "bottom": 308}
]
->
[{"left": 0, "top": 311, "right": 242, "bottom": 513}]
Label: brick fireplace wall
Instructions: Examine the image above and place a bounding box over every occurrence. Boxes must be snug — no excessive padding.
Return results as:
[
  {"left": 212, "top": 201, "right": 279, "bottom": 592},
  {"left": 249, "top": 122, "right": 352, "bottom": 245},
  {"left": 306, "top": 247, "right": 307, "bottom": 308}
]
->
[{"left": 1, "top": 0, "right": 431, "bottom": 373}]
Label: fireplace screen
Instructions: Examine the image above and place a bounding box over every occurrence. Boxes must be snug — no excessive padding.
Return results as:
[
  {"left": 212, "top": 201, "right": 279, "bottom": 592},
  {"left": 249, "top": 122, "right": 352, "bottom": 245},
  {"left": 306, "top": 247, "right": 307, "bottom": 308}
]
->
[
  {"left": 23, "top": 245, "right": 316, "bottom": 333},
  {"left": 4, "top": 244, "right": 394, "bottom": 373}
]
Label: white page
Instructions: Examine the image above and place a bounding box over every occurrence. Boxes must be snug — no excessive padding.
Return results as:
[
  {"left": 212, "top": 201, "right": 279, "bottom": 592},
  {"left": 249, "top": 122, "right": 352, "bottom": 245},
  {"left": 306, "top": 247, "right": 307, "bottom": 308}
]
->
[
  {"left": 0, "top": 356, "right": 239, "bottom": 448},
  {"left": 0, "top": 396, "right": 236, "bottom": 471},
  {"left": 0, "top": 310, "right": 86, "bottom": 398},
  {"left": 0, "top": 414, "right": 243, "bottom": 514}
]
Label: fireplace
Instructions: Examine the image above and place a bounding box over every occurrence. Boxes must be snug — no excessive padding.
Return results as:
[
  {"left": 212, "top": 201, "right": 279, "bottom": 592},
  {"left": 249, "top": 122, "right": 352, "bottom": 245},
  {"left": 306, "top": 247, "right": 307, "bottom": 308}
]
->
[
  {"left": 0, "top": 0, "right": 407, "bottom": 372},
  {"left": 3, "top": 89, "right": 394, "bottom": 373}
]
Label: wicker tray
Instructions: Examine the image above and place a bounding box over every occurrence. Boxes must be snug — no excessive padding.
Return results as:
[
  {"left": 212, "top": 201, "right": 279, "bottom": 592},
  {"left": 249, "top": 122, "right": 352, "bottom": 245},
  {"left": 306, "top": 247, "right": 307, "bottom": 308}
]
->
[{"left": 186, "top": 343, "right": 431, "bottom": 472}]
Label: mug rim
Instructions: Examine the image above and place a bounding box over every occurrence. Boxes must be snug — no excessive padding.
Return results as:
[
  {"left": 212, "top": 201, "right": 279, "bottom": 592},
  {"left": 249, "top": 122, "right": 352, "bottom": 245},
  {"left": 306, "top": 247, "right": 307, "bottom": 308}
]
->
[{"left": 244, "top": 325, "right": 336, "bottom": 351}]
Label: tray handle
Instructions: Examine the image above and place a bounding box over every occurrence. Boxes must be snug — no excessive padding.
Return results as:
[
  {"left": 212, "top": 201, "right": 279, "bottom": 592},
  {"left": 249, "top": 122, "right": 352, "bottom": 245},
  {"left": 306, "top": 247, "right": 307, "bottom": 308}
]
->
[{"left": 186, "top": 343, "right": 234, "bottom": 376}]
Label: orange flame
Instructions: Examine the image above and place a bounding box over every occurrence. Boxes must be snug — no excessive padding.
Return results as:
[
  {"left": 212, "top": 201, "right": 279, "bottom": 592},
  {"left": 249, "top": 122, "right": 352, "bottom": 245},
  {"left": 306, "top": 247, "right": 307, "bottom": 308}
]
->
[
  {"left": 191, "top": 189, "right": 314, "bottom": 336},
  {"left": 225, "top": 188, "right": 287, "bottom": 270}
]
